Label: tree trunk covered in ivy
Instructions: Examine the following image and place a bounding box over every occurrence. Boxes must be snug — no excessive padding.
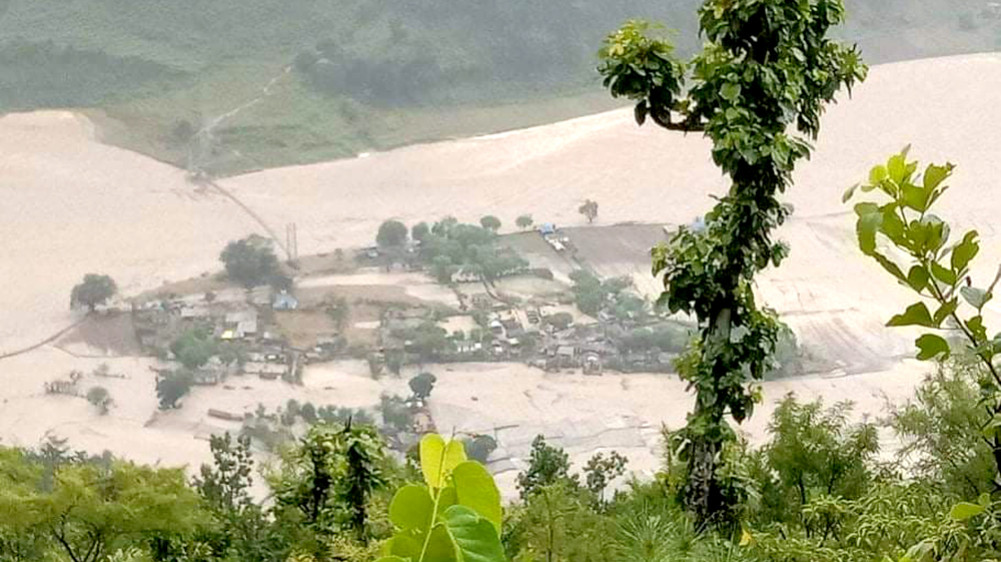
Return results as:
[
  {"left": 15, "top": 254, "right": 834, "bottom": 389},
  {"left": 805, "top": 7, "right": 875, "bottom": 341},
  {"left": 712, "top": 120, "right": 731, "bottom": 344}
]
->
[{"left": 599, "top": 0, "right": 866, "bottom": 526}]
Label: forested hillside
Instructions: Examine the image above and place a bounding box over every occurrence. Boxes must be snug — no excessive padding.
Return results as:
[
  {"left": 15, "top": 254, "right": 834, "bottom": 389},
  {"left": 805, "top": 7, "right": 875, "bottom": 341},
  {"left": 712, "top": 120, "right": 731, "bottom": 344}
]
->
[{"left": 0, "top": 0, "right": 997, "bottom": 174}]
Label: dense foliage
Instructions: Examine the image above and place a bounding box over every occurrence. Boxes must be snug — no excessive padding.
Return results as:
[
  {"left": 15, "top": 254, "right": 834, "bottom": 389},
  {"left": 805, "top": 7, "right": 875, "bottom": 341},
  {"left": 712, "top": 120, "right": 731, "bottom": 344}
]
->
[{"left": 414, "top": 217, "right": 527, "bottom": 285}]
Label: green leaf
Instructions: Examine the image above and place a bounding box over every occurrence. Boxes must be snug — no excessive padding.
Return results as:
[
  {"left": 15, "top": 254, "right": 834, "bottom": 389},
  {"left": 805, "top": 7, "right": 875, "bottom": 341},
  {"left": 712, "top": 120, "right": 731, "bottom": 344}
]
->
[
  {"left": 854, "top": 202, "right": 879, "bottom": 217},
  {"left": 901, "top": 182, "right": 929, "bottom": 212},
  {"left": 452, "top": 462, "right": 502, "bottom": 532},
  {"left": 933, "top": 299, "right": 958, "bottom": 326},
  {"left": 376, "top": 556, "right": 410, "bottom": 562},
  {"left": 887, "top": 153, "right": 908, "bottom": 184},
  {"left": 906, "top": 266, "right": 929, "bottom": 293},
  {"left": 961, "top": 286, "right": 989, "bottom": 310},
  {"left": 437, "top": 485, "right": 458, "bottom": 515},
  {"left": 425, "top": 523, "right": 460, "bottom": 561},
  {"left": 950, "top": 501, "right": 986, "bottom": 521},
  {"left": 386, "top": 535, "right": 422, "bottom": 559},
  {"left": 842, "top": 184, "right": 858, "bottom": 203},
  {"left": 720, "top": 82, "right": 741, "bottom": 101},
  {"left": 887, "top": 303, "right": 936, "bottom": 328},
  {"left": 869, "top": 164, "right": 888, "bottom": 184},
  {"left": 951, "top": 231, "right": 980, "bottom": 273},
  {"left": 915, "top": 334, "right": 949, "bottom": 361},
  {"left": 390, "top": 485, "right": 434, "bottom": 531},
  {"left": 420, "top": 435, "right": 467, "bottom": 489},
  {"left": 880, "top": 208, "right": 906, "bottom": 246},
  {"left": 969, "top": 316, "right": 988, "bottom": 341},
  {"left": 443, "top": 506, "right": 507, "bottom": 562},
  {"left": 930, "top": 261, "right": 957, "bottom": 286},
  {"left": 856, "top": 209, "right": 882, "bottom": 256},
  {"left": 923, "top": 163, "right": 951, "bottom": 190}
]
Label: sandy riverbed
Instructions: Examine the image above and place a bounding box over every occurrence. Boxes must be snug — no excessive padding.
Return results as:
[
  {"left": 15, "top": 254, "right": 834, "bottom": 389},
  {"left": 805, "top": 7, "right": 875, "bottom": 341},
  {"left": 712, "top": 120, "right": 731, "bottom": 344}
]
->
[{"left": 1, "top": 54, "right": 999, "bottom": 483}]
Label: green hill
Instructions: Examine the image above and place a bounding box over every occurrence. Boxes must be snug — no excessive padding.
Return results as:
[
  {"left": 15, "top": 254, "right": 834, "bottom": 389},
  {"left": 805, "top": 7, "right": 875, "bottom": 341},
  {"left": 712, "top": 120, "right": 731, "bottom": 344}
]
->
[{"left": 0, "top": 0, "right": 998, "bottom": 175}]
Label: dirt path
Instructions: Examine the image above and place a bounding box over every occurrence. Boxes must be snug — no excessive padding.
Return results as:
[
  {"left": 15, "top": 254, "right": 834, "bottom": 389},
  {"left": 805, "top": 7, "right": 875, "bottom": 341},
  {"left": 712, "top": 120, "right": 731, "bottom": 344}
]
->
[{"left": 0, "top": 318, "right": 87, "bottom": 361}]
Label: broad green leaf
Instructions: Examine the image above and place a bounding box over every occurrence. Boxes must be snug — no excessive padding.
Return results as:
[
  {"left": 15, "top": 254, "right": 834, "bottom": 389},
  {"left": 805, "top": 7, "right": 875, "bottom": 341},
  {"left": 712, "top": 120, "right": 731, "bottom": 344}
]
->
[
  {"left": 960, "top": 286, "right": 989, "bottom": 310},
  {"left": 869, "top": 164, "right": 888, "bottom": 184},
  {"left": 881, "top": 208, "right": 906, "bottom": 246},
  {"left": 720, "top": 82, "right": 741, "bottom": 101},
  {"left": 950, "top": 501, "right": 986, "bottom": 521},
  {"left": 376, "top": 557, "right": 409, "bottom": 562},
  {"left": 930, "top": 261, "right": 957, "bottom": 286},
  {"left": 887, "top": 303, "right": 935, "bottom": 328},
  {"left": 443, "top": 506, "right": 507, "bottom": 562},
  {"left": 951, "top": 230, "right": 980, "bottom": 272},
  {"left": 921, "top": 217, "right": 949, "bottom": 252},
  {"left": 915, "top": 334, "right": 949, "bottom": 361},
  {"left": 854, "top": 202, "right": 879, "bottom": 217},
  {"left": 437, "top": 485, "right": 458, "bottom": 515},
  {"left": 906, "top": 266, "right": 929, "bottom": 293},
  {"left": 452, "top": 462, "right": 502, "bottom": 532},
  {"left": 420, "top": 434, "right": 446, "bottom": 488},
  {"left": 856, "top": 209, "right": 882, "bottom": 255},
  {"left": 390, "top": 485, "right": 434, "bottom": 531},
  {"left": 386, "top": 534, "right": 422, "bottom": 559},
  {"left": 900, "top": 182, "right": 929, "bottom": 212},
  {"left": 968, "top": 316, "right": 988, "bottom": 341},
  {"left": 420, "top": 435, "right": 467, "bottom": 489},
  {"left": 933, "top": 299, "right": 958, "bottom": 326},
  {"left": 887, "top": 153, "right": 908, "bottom": 184},
  {"left": 425, "top": 523, "right": 460, "bottom": 561},
  {"left": 923, "top": 163, "right": 951, "bottom": 190}
]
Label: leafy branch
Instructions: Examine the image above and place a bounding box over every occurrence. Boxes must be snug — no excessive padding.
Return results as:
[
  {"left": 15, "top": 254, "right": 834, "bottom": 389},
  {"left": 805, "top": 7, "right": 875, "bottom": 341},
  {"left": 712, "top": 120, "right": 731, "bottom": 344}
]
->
[{"left": 845, "top": 148, "right": 1001, "bottom": 483}]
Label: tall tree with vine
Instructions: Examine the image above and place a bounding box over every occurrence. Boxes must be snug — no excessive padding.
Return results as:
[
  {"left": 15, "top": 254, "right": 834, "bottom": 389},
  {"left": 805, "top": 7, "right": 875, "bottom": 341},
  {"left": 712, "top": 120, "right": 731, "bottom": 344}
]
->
[{"left": 598, "top": 1, "right": 866, "bottom": 525}]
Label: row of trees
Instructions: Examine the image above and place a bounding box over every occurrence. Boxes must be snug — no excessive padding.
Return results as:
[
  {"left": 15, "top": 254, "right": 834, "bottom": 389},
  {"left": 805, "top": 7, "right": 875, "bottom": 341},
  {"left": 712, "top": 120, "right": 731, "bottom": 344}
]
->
[
  {"left": 68, "top": 234, "right": 285, "bottom": 314},
  {"left": 377, "top": 217, "right": 528, "bottom": 285}
]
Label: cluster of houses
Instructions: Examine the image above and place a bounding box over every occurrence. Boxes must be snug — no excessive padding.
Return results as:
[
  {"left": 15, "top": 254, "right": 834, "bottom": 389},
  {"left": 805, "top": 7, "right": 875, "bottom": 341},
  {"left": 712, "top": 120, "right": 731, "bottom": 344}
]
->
[{"left": 133, "top": 286, "right": 317, "bottom": 385}]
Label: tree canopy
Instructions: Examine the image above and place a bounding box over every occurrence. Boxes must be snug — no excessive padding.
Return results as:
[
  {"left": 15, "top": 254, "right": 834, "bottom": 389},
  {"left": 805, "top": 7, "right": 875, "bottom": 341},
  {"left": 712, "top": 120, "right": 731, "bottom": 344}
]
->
[
  {"left": 219, "top": 235, "right": 281, "bottom": 288},
  {"left": 377, "top": 220, "right": 409, "bottom": 249},
  {"left": 70, "top": 274, "right": 117, "bottom": 311}
]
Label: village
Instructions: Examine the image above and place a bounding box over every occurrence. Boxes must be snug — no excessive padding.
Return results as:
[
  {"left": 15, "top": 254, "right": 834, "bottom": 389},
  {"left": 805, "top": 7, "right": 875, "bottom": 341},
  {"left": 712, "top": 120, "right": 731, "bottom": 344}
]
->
[{"left": 50, "top": 216, "right": 778, "bottom": 459}]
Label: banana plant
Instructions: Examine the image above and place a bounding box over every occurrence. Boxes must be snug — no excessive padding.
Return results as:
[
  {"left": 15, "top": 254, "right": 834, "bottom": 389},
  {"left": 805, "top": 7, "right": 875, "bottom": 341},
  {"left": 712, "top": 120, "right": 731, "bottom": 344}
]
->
[{"left": 377, "top": 434, "right": 506, "bottom": 562}]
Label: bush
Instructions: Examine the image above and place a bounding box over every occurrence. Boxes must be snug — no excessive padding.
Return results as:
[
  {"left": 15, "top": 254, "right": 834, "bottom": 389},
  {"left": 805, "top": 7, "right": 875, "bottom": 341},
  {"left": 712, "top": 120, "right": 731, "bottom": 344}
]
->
[
  {"left": 516, "top": 214, "right": 534, "bottom": 230},
  {"left": 464, "top": 434, "right": 498, "bottom": 463},
  {"left": 408, "top": 372, "right": 437, "bottom": 400},
  {"left": 86, "top": 386, "right": 111, "bottom": 414}
]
